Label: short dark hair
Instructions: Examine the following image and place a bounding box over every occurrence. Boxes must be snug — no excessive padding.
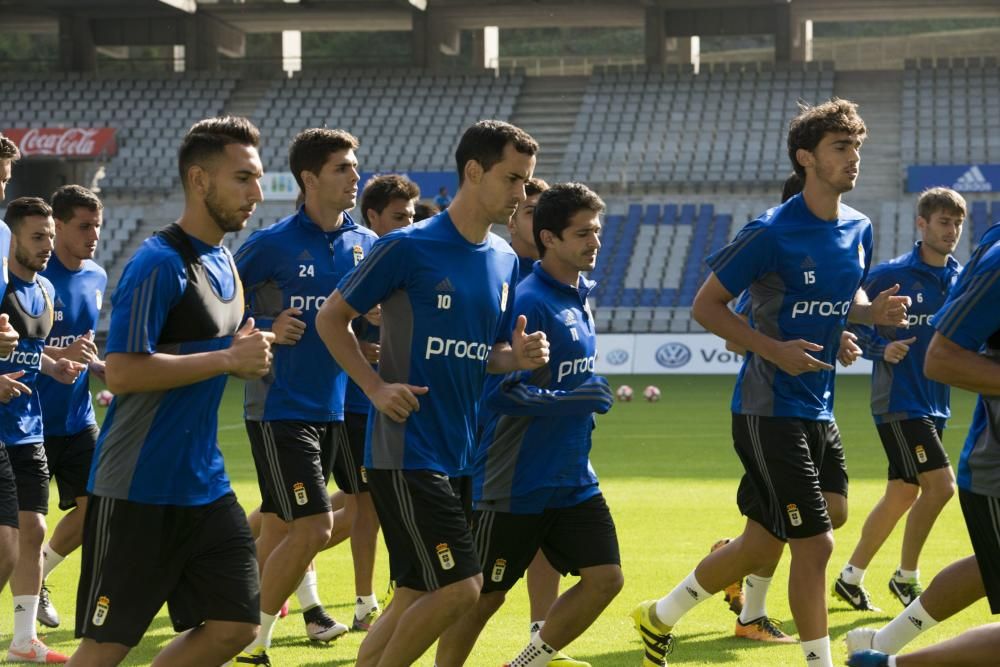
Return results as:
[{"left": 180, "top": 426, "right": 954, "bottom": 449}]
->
[
  {"left": 51, "top": 184, "right": 103, "bottom": 222},
  {"left": 414, "top": 202, "right": 439, "bottom": 222},
  {"left": 525, "top": 177, "right": 549, "bottom": 198},
  {"left": 178, "top": 116, "right": 260, "bottom": 190},
  {"left": 787, "top": 98, "right": 866, "bottom": 180},
  {"left": 360, "top": 174, "right": 420, "bottom": 226},
  {"left": 0, "top": 133, "right": 19, "bottom": 162},
  {"left": 781, "top": 172, "right": 803, "bottom": 203},
  {"left": 289, "top": 128, "right": 359, "bottom": 192},
  {"left": 532, "top": 182, "right": 605, "bottom": 258},
  {"left": 917, "top": 187, "right": 966, "bottom": 221},
  {"left": 455, "top": 120, "right": 538, "bottom": 185},
  {"left": 5, "top": 196, "right": 52, "bottom": 232}
]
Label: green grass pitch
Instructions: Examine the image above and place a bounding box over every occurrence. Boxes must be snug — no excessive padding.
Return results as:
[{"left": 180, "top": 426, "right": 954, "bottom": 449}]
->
[{"left": 0, "top": 374, "right": 991, "bottom": 665}]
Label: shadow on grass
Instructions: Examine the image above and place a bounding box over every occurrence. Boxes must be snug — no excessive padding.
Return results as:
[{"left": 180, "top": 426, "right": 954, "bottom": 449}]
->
[{"left": 589, "top": 630, "right": 767, "bottom": 665}]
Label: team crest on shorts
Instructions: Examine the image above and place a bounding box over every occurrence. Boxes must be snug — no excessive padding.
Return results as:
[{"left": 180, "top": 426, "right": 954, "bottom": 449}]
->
[
  {"left": 353, "top": 245, "right": 364, "bottom": 266},
  {"left": 491, "top": 558, "right": 507, "bottom": 583},
  {"left": 915, "top": 445, "right": 928, "bottom": 464},
  {"left": 436, "top": 543, "right": 455, "bottom": 570},
  {"left": 786, "top": 503, "right": 803, "bottom": 527},
  {"left": 92, "top": 595, "right": 110, "bottom": 626},
  {"left": 293, "top": 482, "right": 308, "bottom": 506},
  {"left": 501, "top": 282, "right": 509, "bottom": 311}
]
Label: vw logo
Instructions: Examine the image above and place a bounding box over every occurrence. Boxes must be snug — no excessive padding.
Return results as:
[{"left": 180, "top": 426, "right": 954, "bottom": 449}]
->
[
  {"left": 605, "top": 349, "right": 629, "bottom": 366},
  {"left": 655, "top": 342, "right": 692, "bottom": 369}
]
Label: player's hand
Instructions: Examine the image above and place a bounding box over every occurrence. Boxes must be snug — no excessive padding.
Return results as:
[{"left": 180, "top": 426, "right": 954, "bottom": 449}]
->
[
  {"left": 766, "top": 339, "right": 835, "bottom": 376},
  {"left": 837, "top": 331, "right": 863, "bottom": 367},
  {"left": 870, "top": 284, "right": 911, "bottom": 327},
  {"left": 511, "top": 315, "right": 549, "bottom": 370},
  {"left": 0, "top": 371, "right": 30, "bottom": 403},
  {"left": 228, "top": 317, "right": 276, "bottom": 379},
  {"left": 0, "top": 314, "right": 19, "bottom": 357},
  {"left": 52, "top": 358, "right": 85, "bottom": 385},
  {"left": 364, "top": 305, "right": 382, "bottom": 327},
  {"left": 272, "top": 307, "right": 306, "bottom": 345},
  {"left": 88, "top": 359, "right": 107, "bottom": 381},
  {"left": 359, "top": 340, "right": 380, "bottom": 365},
  {"left": 60, "top": 330, "right": 99, "bottom": 364},
  {"left": 370, "top": 382, "right": 428, "bottom": 423},
  {"left": 884, "top": 336, "right": 917, "bottom": 364}
]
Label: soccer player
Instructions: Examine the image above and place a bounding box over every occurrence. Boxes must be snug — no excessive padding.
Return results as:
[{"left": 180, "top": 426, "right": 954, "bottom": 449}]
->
[
  {"left": 33, "top": 185, "right": 107, "bottom": 630},
  {"left": 0, "top": 197, "right": 84, "bottom": 663},
  {"left": 414, "top": 201, "right": 440, "bottom": 223},
  {"left": 234, "top": 128, "right": 376, "bottom": 660},
  {"left": 69, "top": 116, "right": 274, "bottom": 667},
  {"left": 846, "top": 223, "right": 1000, "bottom": 660},
  {"left": 434, "top": 182, "right": 619, "bottom": 667},
  {"left": 342, "top": 173, "right": 420, "bottom": 630},
  {"left": 316, "top": 119, "right": 548, "bottom": 667},
  {"left": 834, "top": 187, "right": 965, "bottom": 613},
  {"left": 632, "top": 99, "right": 911, "bottom": 667}
]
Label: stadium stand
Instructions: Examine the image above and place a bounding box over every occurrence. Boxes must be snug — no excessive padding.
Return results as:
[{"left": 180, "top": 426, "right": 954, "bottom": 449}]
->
[
  {"left": 250, "top": 70, "right": 523, "bottom": 175},
  {"left": 558, "top": 62, "right": 835, "bottom": 188},
  {"left": 901, "top": 57, "right": 1000, "bottom": 166}
]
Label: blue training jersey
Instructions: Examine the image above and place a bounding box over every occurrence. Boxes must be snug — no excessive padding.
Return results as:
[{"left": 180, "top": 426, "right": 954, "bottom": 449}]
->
[
  {"left": 37, "top": 255, "right": 107, "bottom": 436},
  {"left": 338, "top": 210, "right": 518, "bottom": 476},
  {"left": 933, "top": 238, "right": 1000, "bottom": 497},
  {"left": 851, "top": 243, "right": 960, "bottom": 424},
  {"left": 0, "top": 274, "right": 54, "bottom": 446},
  {"left": 474, "top": 263, "right": 613, "bottom": 514},
  {"left": 707, "top": 193, "right": 873, "bottom": 421},
  {"left": 236, "top": 207, "right": 377, "bottom": 422},
  {"left": 90, "top": 233, "right": 238, "bottom": 505},
  {"left": 344, "top": 315, "right": 379, "bottom": 416}
]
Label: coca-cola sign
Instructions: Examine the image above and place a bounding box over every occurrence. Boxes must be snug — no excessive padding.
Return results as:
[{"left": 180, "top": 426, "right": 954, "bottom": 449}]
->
[{"left": 3, "top": 128, "right": 117, "bottom": 159}]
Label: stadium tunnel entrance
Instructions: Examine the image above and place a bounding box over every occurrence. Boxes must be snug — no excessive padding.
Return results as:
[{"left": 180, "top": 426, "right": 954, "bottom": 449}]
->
[{"left": 6, "top": 158, "right": 103, "bottom": 202}]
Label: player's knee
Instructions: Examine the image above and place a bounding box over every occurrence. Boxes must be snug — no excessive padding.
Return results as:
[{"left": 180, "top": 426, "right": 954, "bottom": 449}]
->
[
  {"left": 439, "top": 575, "right": 482, "bottom": 611},
  {"left": 19, "top": 516, "right": 46, "bottom": 549},
  {"left": 587, "top": 565, "right": 624, "bottom": 602},
  {"left": 790, "top": 531, "right": 834, "bottom": 564},
  {"left": 920, "top": 473, "right": 955, "bottom": 506},
  {"left": 886, "top": 481, "right": 920, "bottom": 510},
  {"left": 210, "top": 621, "right": 258, "bottom": 652},
  {"left": 828, "top": 504, "right": 848, "bottom": 530},
  {"left": 292, "top": 512, "right": 333, "bottom": 549}
]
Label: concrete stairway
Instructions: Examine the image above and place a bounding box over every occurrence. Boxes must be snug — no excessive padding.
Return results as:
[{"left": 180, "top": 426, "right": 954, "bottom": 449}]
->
[{"left": 509, "top": 76, "right": 588, "bottom": 183}]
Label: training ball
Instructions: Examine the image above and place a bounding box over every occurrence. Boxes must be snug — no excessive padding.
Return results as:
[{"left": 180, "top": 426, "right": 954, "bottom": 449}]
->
[
  {"left": 643, "top": 385, "right": 661, "bottom": 402},
  {"left": 616, "top": 385, "right": 633, "bottom": 402},
  {"left": 96, "top": 389, "right": 114, "bottom": 407}
]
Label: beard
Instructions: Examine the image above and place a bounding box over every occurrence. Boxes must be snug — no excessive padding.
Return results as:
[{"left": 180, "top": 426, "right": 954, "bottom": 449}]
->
[
  {"left": 14, "top": 246, "right": 46, "bottom": 273},
  {"left": 204, "top": 185, "right": 247, "bottom": 234}
]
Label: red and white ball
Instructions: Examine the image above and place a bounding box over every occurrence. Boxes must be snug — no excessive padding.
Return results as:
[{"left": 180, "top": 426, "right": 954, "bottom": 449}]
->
[
  {"left": 643, "top": 385, "right": 661, "bottom": 402},
  {"left": 616, "top": 384, "right": 634, "bottom": 402},
  {"left": 96, "top": 389, "right": 114, "bottom": 407}
]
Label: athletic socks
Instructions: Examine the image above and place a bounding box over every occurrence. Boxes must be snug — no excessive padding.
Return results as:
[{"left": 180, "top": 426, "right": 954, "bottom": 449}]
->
[
  {"left": 296, "top": 570, "right": 321, "bottom": 612},
  {"left": 654, "top": 571, "right": 711, "bottom": 629},
  {"left": 507, "top": 634, "right": 556, "bottom": 667},
  {"left": 800, "top": 636, "right": 833, "bottom": 667},
  {"left": 739, "top": 574, "right": 772, "bottom": 624},
  {"left": 894, "top": 568, "right": 919, "bottom": 582},
  {"left": 840, "top": 564, "right": 865, "bottom": 586},
  {"left": 355, "top": 593, "right": 378, "bottom": 619},
  {"left": 529, "top": 619, "right": 544, "bottom": 636},
  {"left": 246, "top": 611, "right": 277, "bottom": 651},
  {"left": 874, "top": 598, "right": 938, "bottom": 653},
  {"left": 41, "top": 543, "right": 65, "bottom": 579},
  {"left": 12, "top": 595, "right": 38, "bottom": 644}
]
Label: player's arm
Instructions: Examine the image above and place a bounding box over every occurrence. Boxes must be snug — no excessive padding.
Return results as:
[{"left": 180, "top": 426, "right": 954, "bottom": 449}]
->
[
  {"left": 487, "top": 315, "right": 550, "bottom": 374},
  {"left": 925, "top": 333, "right": 1000, "bottom": 396},
  {"left": 693, "top": 272, "right": 833, "bottom": 376},
  {"left": 106, "top": 318, "right": 273, "bottom": 394},
  {"left": 487, "top": 372, "right": 613, "bottom": 417},
  {"left": 848, "top": 284, "right": 910, "bottom": 327},
  {"left": 234, "top": 236, "right": 303, "bottom": 345},
  {"left": 316, "top": 290, "right": 426, "bottom": 424},
  {"left": 724, "top": 313, "right": 750, "bottom": 355}
]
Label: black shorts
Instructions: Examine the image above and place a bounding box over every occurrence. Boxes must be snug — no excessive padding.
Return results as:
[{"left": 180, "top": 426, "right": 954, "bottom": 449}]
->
[
  {"left": 475, "top": 493, "right": 620, "bottom": 594},
  {"left": 44, "top": 424, "right": 99, "bottom": 511},
  {"left": 734, "top": 414, "right": 848, "bottom": 541},
  {"left": 876, "top": 417, "right": 950, "bottom": 484},
  {"left": 247, "top": 420, "right": 342, "bottom": 521},
  {"left": 0, "top": 446, "right": 18, "bottom": 529},
  {"left": 75, "top": 492, "right": 259, "bottom": 647},
  {"left": 336, "top": 412, "right": 369, "bottom": 495},
  {"left": 368, "top": 468, "right": 480, "bottom": 592},
  {"left": 959, "top": 489, "right": 1000, "bottom": 614},
  {"left": 8, "top": 443, "right": 50, "bottom": 515},
  {"left": 450, "top": 474, "right": 473, "bottom": 527}
]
